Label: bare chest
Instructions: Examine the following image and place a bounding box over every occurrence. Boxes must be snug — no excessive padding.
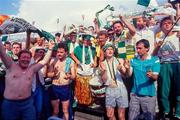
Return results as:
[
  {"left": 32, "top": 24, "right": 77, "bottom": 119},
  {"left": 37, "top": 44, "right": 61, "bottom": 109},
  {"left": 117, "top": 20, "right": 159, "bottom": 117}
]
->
[
  {"left": 54, "top": 61, "right": 66, "bottom": 72},
  {"left": 6, "top": 68, "right": 33, "bottom": 83}
]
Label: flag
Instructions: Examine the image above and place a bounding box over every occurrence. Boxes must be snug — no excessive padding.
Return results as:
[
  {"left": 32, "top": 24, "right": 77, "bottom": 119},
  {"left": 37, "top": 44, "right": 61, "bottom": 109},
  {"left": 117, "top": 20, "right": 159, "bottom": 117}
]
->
[
  {"left": 95, "top": 4, "right": 115, "bottom": 28},
  {"left": 2, "top": 36, "right": 8, "bottom": 42},
  {"left": 0, "top": 15, "right": 10, "bottom": 25},
  {"left": 137, "top": 0, "right": 150, "bottom": 7},
  {"left": 137, "top": 0, "right": 158, "bottom": 7},
  {"left": 41, "top": 30, "right": 55, "bottom": 41}
]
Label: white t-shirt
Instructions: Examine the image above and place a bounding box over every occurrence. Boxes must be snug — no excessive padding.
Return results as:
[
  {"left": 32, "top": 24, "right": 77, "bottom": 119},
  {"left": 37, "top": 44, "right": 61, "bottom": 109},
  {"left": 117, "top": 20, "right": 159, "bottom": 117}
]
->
[
  {"left": 133, "top": 27, "right": 155, "bottom": 55},
  {"left": 155, "top": 32, "right": 180, "bottom": 62}
]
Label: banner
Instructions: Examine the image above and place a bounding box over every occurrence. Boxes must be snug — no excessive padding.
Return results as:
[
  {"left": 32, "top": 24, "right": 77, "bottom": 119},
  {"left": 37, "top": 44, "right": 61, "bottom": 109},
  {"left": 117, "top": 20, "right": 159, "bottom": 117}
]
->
[
  {"left": 95, "top": 4, "right": 115, "bottom": 29},
  {"left": 0, "top": 32, "right": 38, "bottom": 42},
  {"left": 0, "top": 17, "right": 40, "bottom": 35},
  {"left": 118, "top": 41, "right": 135, "bottom": 60}
]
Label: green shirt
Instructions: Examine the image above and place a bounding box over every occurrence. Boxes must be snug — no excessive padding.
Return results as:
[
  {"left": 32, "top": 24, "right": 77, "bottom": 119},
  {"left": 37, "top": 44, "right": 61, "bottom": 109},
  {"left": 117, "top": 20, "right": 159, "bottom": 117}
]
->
[{"left": 73, "top": 45, "right": 96, "bottom": 64}]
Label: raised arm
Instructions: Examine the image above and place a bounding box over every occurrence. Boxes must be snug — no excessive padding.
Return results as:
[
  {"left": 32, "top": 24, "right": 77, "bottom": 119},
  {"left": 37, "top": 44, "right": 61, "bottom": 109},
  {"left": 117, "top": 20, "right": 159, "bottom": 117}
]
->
[
  {"left": 119, "top": 15, "right": 136, "bottom": 36},
  {"left": 0, "top": 38, "right": 13, "bottom": 68},
  {"left": 25, "top": 29, "right": 31, "bottom": 50},
  {"left": 94, "top": 18, "right": 100, "bottom": 34},
  {"left": 46, "top": 58, "right": 57, "bottom": 78},
  {"left": 32, "top": 41, "right": 54, "bottom": 72},
  {"left": 152, "top": 41, "right": 163, "bottom": 56}
]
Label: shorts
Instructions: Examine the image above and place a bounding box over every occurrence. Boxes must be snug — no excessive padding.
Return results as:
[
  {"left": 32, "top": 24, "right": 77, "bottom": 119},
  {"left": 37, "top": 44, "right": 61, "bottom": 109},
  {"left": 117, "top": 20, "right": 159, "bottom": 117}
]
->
[
  {"left": 105, "top": 85, "right": 128, "bottom": 108},
  {"left": 50, "top": 85, "right": 70, "bottom": 101}
]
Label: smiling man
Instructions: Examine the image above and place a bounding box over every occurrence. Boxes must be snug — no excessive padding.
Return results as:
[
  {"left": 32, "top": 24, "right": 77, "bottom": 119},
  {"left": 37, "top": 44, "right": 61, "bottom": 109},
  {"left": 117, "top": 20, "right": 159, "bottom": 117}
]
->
[
  {"left": 0, "top": 37, "right": 54, "bottom": 120},
  {"left": 47, "top": 42, "right": 75, "bottom": 120}
]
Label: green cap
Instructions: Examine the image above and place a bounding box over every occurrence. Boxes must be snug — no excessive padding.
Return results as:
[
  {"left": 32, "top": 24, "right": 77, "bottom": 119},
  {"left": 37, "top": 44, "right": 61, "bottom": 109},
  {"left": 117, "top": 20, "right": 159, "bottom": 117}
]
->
[
  {"left": 102, "top": 43, "right": 115, "bottom": 52},
  {"left": 82, "top": 34, "right": 94, "bottom": 41}
]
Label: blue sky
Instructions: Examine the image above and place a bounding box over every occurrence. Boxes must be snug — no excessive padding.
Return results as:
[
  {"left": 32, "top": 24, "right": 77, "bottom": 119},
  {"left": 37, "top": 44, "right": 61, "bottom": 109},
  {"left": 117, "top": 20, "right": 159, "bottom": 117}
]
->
[{"left": 0, "top": 0, "right": 20, "bottom": 15}]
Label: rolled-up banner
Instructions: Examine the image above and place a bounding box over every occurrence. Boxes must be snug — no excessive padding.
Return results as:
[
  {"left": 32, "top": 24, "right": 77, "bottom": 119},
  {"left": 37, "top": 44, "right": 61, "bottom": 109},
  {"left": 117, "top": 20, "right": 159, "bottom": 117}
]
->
[{"left": 0, "top": 17, "right": 45, "bottom": 39}]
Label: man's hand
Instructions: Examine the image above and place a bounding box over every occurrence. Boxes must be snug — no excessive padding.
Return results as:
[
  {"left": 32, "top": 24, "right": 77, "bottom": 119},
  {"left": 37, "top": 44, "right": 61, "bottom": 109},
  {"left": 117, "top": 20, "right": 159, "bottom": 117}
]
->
[
  {"left": 64, "top": 72, "right": 71, "bottom": 80},
  {"left": 156, "top": 41, "right": 163, "bottom": 48},
  {"left": 48, "top": 40, "right": 55, "bottom": 50},
  {"left": 99, "top": 62, "right": 106, "bottom": 74},
  {"left": 90, "top": 63, "right": 97, "bottom": 68},
  {"left": 93, "top": 18, "right": 98, "bottom": 25},
  {"left": 119, "top": 15, "right": 124, "bottom": 20},
  {"left": 26, "top": 29, "right": 32, "bottom": 35},
  {"left": 146, "top": 69, "right": 153, "bottom": 78},
  {"left": 54, "top": 67, "right": 60, "bottom": 78},
  {"left": 124, "top": 59, "right": 130, "bottom": 70},
  {"left": 117, "top": 62, "right": 125, "bottom": 73}
]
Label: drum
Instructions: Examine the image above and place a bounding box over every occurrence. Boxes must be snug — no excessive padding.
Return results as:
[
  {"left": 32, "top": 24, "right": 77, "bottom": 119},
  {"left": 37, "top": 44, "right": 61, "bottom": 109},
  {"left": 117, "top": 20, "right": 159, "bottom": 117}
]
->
[
  {"left": 77, "top": 64, "right": 94, "bottom": 76},
  {"left": 75, "top": 74, "right": 93, "bottom": 106},
  {"left": 89, "top": 75, "right": 106, "bottom": 98}
]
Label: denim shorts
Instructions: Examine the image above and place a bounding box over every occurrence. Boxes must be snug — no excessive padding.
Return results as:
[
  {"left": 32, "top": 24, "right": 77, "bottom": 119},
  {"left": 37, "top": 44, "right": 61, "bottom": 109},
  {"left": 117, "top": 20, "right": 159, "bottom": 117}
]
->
[
  {"left": 105, "top": 85, "right": 128, "bottom": 108},
  {"left": 50, "top": 85, "right": 70, "bottom": 101}
]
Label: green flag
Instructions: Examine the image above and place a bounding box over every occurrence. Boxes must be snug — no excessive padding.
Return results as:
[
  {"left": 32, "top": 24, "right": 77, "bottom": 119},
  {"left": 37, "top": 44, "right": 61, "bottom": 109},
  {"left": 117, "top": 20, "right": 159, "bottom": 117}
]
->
[
  {"left": 41, "top": 30, "right": 55, "bottom": 41},
  {"left": 137, "top": 0, "right": 158, "bottom": 7},
  {"left": 2, "top": 36, "right": 8, "bottom": 42},
  {"left": 137, "top": 0, "right": 151, "bottom": 7},
  {"left": 95, "top": 4, "right": 114, "bottom": 28}
]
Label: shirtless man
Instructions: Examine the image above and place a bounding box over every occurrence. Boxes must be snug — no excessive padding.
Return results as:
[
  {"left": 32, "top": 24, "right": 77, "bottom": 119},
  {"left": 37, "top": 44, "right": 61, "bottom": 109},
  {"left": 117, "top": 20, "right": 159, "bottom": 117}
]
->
[
  {"left": 0, "top": 38, "right": 54, "bottom": 120},
  {"left": 47, "top": 42, "right": 75, "bottom": 120}
]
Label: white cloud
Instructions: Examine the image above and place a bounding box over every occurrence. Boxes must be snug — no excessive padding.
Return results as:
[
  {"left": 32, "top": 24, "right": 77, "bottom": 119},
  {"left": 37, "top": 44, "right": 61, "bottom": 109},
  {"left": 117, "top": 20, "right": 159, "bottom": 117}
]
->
[{"left": 16, "top": 0, "right": 168, "bottom": 32}]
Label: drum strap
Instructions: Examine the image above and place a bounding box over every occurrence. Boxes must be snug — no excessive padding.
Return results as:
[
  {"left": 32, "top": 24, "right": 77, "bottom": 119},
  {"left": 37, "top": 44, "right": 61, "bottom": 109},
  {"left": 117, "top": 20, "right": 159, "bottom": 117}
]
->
[
  {"left": 106, "top": 59, "right": 117, "bottom": 85},
  {"left": 82, "top": 45, "right": 93, "bottom": 64}
]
